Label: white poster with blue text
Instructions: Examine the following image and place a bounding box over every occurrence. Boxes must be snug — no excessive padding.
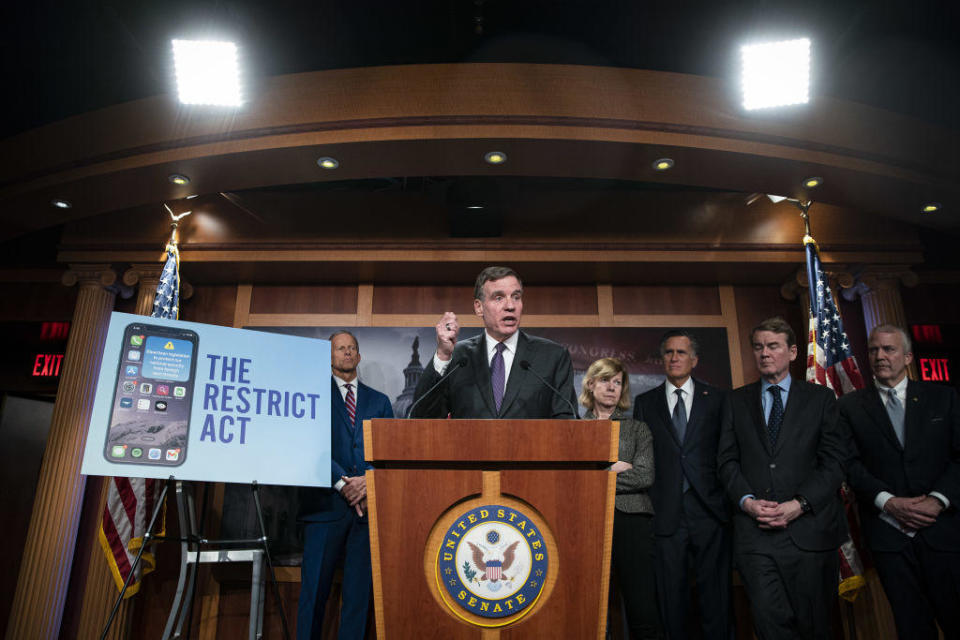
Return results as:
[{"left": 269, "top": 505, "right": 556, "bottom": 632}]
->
[{"left": 81, "top": 312, "right": 331, "bottom": 487}]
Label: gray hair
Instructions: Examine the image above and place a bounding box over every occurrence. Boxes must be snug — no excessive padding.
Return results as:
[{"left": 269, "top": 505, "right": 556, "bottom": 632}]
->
[
  {"left": 473, "top": 266, "right": 522, "bottom": 300},
  {"left": 659, "top": 329, "right": 700, "bottom": 358}
]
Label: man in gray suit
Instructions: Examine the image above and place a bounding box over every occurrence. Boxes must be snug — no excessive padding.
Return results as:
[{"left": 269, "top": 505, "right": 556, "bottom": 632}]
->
[
  {"left": 717, "top": 317, "right": 846, "bottom": 640},
  {"left": 410, "top": 266, "right": 576, "bottom": 419}
]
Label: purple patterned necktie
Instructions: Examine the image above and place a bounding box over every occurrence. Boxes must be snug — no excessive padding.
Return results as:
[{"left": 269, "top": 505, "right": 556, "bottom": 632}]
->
[{"left": 491, "top": 342, "right": 506, "bottom": 413}]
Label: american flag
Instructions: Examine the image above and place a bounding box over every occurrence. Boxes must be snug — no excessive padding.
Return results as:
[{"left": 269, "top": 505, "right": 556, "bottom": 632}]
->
[
  {"left": 99, "top": 241, "right": 180, "bottom": 596},
  {"left": 804, "top": 236, "right": 867, "bottom": 602}
]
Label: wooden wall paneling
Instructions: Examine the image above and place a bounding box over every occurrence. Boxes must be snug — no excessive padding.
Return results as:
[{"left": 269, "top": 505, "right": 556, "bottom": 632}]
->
[
  {"left": 249, "top": 285, "right": 358, "bottom": 315},
  {"left": 356, "top": 284, "right": 373, "bottom": 325},
  {"left": 233, "top": 284, "right": 252, "bottom": 328},
  {"left": 521, "top": 286, "right": 598, "bottom": 315},
  {"left": 371, "top": 285, "right": 475, "bottom": 315},
  {"left": 245, "top": 313, "right": 360, "bottom": 327},
  {"left": 0, "top": 281, "right": 78, "bottom": 321},
  {"left": 612, "top": 285, "right": 722, "bottom": 315},
  {"left": 181, "top": 285, "right": 240, "bottom": 327},
  {"left": 720, "top": 285, "right": 745, "bottom": 388},
  {"left": 597, "top": 285, "right": 614, "bottom": 325},
  {"left": 612, "top": 314, "right": 725, "bottom": 327}
]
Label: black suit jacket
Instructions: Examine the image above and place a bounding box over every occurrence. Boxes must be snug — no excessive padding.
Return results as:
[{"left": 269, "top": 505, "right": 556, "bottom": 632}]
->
[
  {"left": 635, "top": 379, "right": 729, "bottom": 535},
  {"left": 839, "top": 380, "right": 960, "bottom": 552},
  {"left": 717, "top": 378, "right": 847, "bottom": 552},
  {"left": 410, "top": 330, "right": 576, "bottom": 419}
]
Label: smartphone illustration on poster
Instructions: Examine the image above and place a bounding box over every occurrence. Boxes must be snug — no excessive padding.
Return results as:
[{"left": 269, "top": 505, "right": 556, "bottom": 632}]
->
[{"left": 103, "top": 322, "right": 199, "bottom": 466}]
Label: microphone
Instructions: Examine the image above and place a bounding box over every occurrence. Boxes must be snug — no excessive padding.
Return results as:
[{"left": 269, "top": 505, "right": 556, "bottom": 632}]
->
[
  {"left": 519, "top": 360, "right": 579, "bottom": 419},
  {"left": 406, "top": 357, "right": 468, "bottom": 418}
]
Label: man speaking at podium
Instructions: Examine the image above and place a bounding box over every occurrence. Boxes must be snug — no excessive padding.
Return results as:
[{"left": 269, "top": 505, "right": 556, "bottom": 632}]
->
[{"left": 410, "top": 266, "right": 576, "bottom": 419}]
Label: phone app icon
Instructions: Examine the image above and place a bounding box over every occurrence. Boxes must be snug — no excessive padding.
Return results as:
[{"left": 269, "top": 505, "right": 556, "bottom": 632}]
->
[
  {"left": 140, "top": 383, "right": 153, "bottom": 394},
  {"left": 156, "top": 385, "right": 170, "bottom": 396},
  {"left": 127, "top": 350, "right": 141, "bottom": 362},
  {"left": 174, "top": 386, "right": 186, "bottom": 398},
  {"left": 130, "top": 335, "right": 144, "bottom": 346},
  {"left": 155, "top": 400, "right": 168, "bottom": 412},
  {"left": 122, "top": 381, "right": 136, "bottom": 393},
  {"left": 137, "top": 399, "right": 151, "bottom": 411},
  {"left": 131, "top": 448, "right": 143, "bottom": 458},
  {"left": 165, "top": 449, "right": 180, "bottom": 461},
  {"left": 148, "top": 448, "right": 162, "bottom": 460},
  {"left": 119, "top": 398, "right": 133, "bottom": 408},
  {"left": 111, "top": 445, "right": 126, "bottom": 458},
  {"left": 125, "top": 365, "right": 138, "bottom": 377}
]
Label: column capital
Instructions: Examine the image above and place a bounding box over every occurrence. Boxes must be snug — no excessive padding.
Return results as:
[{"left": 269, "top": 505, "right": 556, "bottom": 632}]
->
[
  {"left": 780, "top": 266, "right": 855, "bottom": 301},
  {"left": 122, "top": 263, "right": 165, "bottom": 287},
  {"left": 843, "top": 266, "right": 919, "bottom": 301},
  {"left": 62, "top": 264, "right": 118, "bottom": 288}
]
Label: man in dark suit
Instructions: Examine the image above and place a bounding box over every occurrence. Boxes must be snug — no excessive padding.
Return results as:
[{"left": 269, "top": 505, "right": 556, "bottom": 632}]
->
[
  {"left": 297, "top": 331, "right": 394, "bottom": 640},
  {"left": 717, "top": 317, "right": 846, "bottom": 640},
  {"left": 635, "top": 329, "right": 732, "bottom": 640},
  {"left": 839, "top": 324, "right": 960, "bottom": 640},
  {"left": 410, "top": 266, "right": 576, "bottom": 419}
]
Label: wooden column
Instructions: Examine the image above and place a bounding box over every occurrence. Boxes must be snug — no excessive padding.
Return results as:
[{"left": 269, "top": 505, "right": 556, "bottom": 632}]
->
[
  {"left": 72, "top": 264, "right": 165, "bottom": 640},
  {"left": 5, "top": 265, "right": 117, "bottom": 640}
]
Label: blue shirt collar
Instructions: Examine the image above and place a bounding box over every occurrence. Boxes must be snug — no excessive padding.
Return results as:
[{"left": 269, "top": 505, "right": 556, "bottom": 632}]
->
[{"left": 761, "top": 374, "right": 792, "bottom": 396}]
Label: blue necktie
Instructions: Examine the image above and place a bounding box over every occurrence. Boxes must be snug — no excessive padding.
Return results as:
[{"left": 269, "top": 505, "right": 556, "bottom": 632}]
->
[
  {"left": 767, "top": 385, "right": 784, "bottom": 446},
  {"left": 491, "top": 342, "right": 506, "bottom": 412}
]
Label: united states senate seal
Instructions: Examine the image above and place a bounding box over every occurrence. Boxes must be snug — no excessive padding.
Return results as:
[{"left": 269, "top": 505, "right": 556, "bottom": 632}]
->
[{"left": 435, "top": 504, "right": 549, "bottom": 623}]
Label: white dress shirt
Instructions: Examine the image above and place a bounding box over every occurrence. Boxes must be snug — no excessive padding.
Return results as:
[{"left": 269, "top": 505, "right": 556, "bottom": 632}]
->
[
  {"left": 433, "top": 330, "right": 519, "bottom": 384},
  {"left": 665, "top": 376, "right": 695, "bottom": 422}
]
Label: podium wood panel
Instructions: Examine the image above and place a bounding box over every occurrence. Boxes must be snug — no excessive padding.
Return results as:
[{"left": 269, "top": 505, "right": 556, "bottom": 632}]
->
[
  {"left": 365, "top": 419, "right": 616, "bottom": 463},
  {"left": 498, "top": 469, "right": 612, "bottom": 639},
  {"left": 371, "top": 469, "right": 484, "bottom": 639}
]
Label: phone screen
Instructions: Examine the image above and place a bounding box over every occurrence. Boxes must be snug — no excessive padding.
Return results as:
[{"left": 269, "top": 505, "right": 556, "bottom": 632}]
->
[{"left": 104, "top": 322, "right": 199, "bottom": 466}]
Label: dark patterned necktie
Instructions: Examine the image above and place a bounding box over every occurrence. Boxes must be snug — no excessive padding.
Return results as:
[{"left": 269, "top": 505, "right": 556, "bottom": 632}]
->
[
  {"left": 491, "top": 342, "right": 506, "bottom": 412},
  {"left": 767, "top": 384, "right": 784, "bottom": 445},
  {"left": 345, "top": 383, "right": 356, "bottom": 428},
  {"left": 672, "top": 389, "right": 687, "bottom": 443},
  {"left": 885, "top": 388, "right": 905, "bottom": 446}
]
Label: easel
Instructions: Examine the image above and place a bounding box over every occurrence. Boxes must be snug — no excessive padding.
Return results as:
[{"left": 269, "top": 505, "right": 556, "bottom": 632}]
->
[{"left": 100, "top": 477, "right": 291, "bottom": 640}]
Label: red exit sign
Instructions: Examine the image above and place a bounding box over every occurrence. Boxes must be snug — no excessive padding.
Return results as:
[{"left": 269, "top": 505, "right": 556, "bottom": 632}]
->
[
  {"left": 919, "top": 358, "right": 950, "bottom": 382},
  {"left": 32, "top": 353, "right": 64, "bottom": 377},
  {"left": 911, "top": 324, "right": 944, "bottom": 344}
]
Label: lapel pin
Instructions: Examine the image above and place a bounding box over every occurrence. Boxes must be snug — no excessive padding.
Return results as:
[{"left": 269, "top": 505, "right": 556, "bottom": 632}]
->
[{"left": 912, "top": 397, "right": 918, "bottom": 402}]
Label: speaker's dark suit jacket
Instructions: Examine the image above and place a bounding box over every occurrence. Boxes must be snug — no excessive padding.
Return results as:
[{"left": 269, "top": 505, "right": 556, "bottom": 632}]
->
[
  {"left": 718, "top": 378, "right": 847, "bottom": 553},
  {"left": 839, "top": 380, "right": 960, "bottom": 552},
  {"left": 297, "top": 378, "right": 393, "bottom": 640},
  {"left": 635, "top": 379, "right": 729, "bottom": 535},
  {"left": 410, "top": 330, "right": 576, "bottom": 419}
]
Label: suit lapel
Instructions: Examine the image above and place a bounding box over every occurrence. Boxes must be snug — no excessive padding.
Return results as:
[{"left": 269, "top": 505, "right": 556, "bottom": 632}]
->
[
  {"left": 331, "top": 377, "right": 349, "bottom": 427},
  {"left": 656, "top": 383, "right": 681, "bottom": 448},
  {"left": 749, "top": 382, "right": 772, "bottom": 456},
  {"left": 904, "top": 380, "right": 924, "bottom": 452},
  {"left": 684, "top": 380, "right": 710, "bottom": 446},
  {"left": 469, "top": 334, "right": 498, "bottom": 418},
  {"left": 862, "top": 385, "right": 904, "bottom": 451},
  {"left": 498, "top": 332, "right": 530, "bottom": 416}
]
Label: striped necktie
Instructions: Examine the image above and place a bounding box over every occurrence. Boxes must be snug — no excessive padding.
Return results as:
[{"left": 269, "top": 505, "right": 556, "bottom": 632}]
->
[{"left": 345, "top": 383, "right": 356, "bottom": 428}]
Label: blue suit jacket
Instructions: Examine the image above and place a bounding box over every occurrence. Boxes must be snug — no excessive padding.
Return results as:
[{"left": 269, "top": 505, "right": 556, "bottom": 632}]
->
[{"left": 298, "top": 377, "right": 393, "bottom": 521}]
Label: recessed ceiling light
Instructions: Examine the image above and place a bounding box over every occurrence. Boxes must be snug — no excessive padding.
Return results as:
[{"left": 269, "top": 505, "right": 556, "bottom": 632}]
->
[
  {"left": 922, "top": 202, "right": 942, "bottom": 213},
  {"left": 317, "top": 157, "right": 339, "bottom": 169},
  {"left": 185, "top": 194, "right": 198, "bottom": 199},
  {"left": 653, "top": 158, "right": 674, "bottom": 171},
  {"left": 172, "top": 39, "right": 242, "bottom": 107},
  {"left": 484, "top": 151, "right": 507, "bottom": 165},
  {"left": 169, "top": 174, "right": 191, "bottom": 185},
  {"left": 741, "top": 37, "right": 811, "bottom": 110},
  {"left": 803, "top": 176, "right": 823, "bottom": 188},
  {"left": 51, "top": 198, "right": 72, "bottom": 209},
  {"left": 467, "top": 205, "right": 484, "bottom": 209}
]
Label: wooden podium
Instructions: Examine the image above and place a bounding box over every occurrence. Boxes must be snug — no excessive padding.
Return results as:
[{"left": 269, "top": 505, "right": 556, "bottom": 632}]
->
[{"left": 363, "top": 419, "right": 619, "bottom": 639}]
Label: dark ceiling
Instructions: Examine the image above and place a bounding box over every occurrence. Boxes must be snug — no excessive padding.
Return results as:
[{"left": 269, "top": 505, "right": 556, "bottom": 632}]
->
[{"left": 2, "top": 0, "right": 959, "bottom": 140}]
